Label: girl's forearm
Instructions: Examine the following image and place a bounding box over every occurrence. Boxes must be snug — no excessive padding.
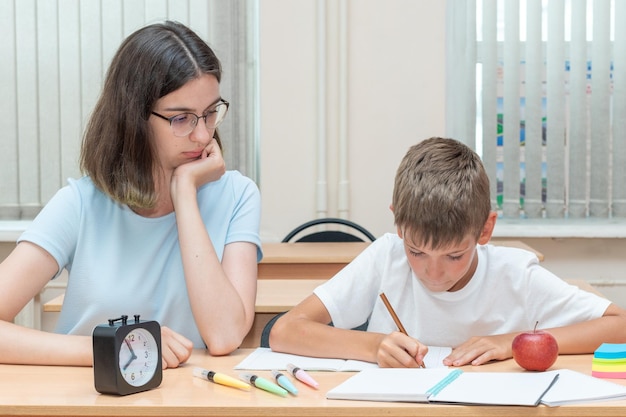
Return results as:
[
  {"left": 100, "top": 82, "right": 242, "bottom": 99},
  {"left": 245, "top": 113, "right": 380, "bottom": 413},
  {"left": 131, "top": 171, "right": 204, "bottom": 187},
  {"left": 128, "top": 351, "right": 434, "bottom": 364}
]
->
[
  {"left": 0, "top": 320, "right": 92, "bottom": 366},
  {"left": 172, "top": 186, "right": 251, "bottom": 354}
]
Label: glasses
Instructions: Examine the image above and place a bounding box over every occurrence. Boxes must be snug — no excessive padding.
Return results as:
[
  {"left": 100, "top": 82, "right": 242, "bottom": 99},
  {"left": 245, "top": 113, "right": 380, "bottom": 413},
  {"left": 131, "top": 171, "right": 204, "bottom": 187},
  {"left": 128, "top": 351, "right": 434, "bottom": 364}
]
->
[{"left": 151, "top": 100, "right": 229, "bottom": 137}]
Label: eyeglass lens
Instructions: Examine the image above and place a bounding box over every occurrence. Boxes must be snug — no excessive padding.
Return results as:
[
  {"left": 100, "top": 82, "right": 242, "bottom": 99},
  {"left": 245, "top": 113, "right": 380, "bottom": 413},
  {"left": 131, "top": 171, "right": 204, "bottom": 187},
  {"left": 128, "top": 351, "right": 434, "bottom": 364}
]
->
[{"left": 170, "top": 102, "right": 228, "bottom": 136}]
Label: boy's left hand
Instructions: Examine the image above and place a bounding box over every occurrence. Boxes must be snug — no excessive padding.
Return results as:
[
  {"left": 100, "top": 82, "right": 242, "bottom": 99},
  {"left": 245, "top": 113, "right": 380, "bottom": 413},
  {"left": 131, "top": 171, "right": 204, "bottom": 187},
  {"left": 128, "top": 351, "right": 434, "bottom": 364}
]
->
[{"left": 443, "top": 334, "right": 514, "bottom": 366}]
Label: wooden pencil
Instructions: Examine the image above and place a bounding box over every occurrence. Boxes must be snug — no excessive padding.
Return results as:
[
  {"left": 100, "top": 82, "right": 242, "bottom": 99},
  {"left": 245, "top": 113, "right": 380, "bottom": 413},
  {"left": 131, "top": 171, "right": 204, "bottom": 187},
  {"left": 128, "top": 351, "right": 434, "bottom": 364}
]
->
[
  {"left": 379, "top": 292, "right": 425, "bottom": 368},
  {"left": 379, "top": 292, "right": 408, "bottom": 335}
]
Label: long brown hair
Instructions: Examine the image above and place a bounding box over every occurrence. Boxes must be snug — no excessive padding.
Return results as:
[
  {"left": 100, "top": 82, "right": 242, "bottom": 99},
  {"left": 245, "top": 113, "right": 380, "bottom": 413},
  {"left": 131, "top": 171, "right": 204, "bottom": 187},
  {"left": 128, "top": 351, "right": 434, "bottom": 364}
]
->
[{"left": 80, "top": 21, "right": 222, "bottom": 209}]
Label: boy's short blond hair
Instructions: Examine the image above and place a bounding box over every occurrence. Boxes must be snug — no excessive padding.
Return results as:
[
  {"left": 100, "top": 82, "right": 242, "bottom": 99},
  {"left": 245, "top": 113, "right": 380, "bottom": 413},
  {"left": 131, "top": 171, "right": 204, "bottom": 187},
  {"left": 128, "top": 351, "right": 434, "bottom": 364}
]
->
[{"left": 392, "top": 137, "right": 492, "bottom": 249}]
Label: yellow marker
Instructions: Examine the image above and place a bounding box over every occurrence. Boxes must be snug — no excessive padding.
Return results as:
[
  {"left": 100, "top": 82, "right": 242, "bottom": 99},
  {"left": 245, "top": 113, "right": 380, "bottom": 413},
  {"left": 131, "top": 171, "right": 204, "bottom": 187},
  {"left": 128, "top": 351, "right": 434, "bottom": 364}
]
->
[{"left": 193, "top": 367, "right": 251, "bottom": 391}]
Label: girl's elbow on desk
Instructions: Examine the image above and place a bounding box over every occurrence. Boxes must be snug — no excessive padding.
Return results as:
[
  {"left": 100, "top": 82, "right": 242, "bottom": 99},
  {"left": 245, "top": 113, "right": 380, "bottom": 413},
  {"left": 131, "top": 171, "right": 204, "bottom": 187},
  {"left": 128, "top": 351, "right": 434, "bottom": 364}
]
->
[
  {"left": 205, "top": 340, "right": 240, "bottom": 356},
  {"left": 204, "top": 331, "right": 248, "bottom": 356}
]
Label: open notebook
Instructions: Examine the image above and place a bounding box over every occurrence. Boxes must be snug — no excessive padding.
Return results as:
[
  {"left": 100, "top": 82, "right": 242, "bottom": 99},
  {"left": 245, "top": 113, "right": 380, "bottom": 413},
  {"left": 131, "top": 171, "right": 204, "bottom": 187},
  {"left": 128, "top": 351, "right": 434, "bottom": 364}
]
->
[
  {"left": 234, "top": 347, "right": 452, "bottom": 371},
  {"left": 327, "top": 367, "right": 626, "bottom": 407},
  {"left": 326, "top": 368, "right": 559, "bottom": 406}
]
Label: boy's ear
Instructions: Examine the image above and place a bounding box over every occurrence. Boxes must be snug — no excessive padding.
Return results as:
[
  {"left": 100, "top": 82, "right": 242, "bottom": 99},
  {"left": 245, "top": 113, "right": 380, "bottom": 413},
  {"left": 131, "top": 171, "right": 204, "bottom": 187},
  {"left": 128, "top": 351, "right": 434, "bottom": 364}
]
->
[{"left": 477, "top": 211, "right": 497, "bottom": 245}]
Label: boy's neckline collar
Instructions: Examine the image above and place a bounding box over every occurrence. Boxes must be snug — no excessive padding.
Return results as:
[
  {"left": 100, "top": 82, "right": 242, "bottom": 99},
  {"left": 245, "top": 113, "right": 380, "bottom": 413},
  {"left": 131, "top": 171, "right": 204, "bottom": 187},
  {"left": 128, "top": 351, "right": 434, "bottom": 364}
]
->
[{"left": 447, "top": 247, "right": 479, "bottom": 292}]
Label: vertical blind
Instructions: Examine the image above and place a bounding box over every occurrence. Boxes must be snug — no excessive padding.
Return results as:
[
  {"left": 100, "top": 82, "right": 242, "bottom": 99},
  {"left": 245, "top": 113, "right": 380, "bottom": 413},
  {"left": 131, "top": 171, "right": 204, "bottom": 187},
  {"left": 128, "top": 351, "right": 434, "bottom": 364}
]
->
[
  {"left": 447, "top": 0, "right": 625, "bottom": 220},
  {"left": 0, "top": 0, "right": 258, "bottom": 221}
]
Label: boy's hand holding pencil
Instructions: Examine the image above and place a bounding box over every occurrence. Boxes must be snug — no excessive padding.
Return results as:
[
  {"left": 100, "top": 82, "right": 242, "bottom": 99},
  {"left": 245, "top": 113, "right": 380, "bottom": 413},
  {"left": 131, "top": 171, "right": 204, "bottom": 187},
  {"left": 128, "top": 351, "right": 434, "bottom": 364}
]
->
[{"left": 379, "top": 293, "right": 428, "bottom": 368}]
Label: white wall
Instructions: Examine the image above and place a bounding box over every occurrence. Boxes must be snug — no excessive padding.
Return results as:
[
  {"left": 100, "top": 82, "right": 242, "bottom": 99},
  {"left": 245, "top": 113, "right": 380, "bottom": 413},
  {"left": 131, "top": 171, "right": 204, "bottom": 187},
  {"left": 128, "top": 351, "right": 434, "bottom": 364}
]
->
[{"left": 258, "top": 0, "right": 446, "bottom": 242}]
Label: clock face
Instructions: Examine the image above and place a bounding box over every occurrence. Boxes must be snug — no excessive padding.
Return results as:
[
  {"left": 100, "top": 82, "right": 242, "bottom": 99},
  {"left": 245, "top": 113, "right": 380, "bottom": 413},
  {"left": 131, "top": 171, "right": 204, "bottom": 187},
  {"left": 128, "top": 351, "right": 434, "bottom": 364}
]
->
[{"left": 117, "top": 328, "right": 159, "bottom": 387}]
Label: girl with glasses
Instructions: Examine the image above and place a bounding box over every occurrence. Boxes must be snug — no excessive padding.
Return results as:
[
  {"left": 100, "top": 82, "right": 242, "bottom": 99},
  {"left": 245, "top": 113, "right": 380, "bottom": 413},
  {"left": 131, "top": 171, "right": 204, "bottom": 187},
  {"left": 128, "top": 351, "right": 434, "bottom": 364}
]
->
[{"left": 0, "top": 21, "right": 261, "bottom": 368}]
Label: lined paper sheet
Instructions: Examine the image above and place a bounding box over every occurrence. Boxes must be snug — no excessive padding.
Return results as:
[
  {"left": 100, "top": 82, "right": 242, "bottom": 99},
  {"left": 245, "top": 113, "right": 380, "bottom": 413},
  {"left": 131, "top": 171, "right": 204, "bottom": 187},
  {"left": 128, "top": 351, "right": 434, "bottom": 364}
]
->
[{"left": 234, "top": 347, "right": 452, "bottom": 371}]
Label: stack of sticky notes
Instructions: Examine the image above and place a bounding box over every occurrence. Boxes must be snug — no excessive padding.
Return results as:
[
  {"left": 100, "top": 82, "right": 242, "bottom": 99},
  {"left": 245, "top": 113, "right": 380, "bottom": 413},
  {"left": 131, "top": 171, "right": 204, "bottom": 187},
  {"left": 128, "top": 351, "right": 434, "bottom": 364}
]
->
[{"left": 592, "top": 343, "right": 626, "bottom": 378}]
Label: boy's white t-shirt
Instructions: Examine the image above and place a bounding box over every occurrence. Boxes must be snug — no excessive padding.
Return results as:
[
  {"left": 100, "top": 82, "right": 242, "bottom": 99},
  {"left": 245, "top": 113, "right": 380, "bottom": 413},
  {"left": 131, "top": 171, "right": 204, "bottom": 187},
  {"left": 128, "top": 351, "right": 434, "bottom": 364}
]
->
[{"left": 314, "top": 233, "right": 610, "bottom": 348}]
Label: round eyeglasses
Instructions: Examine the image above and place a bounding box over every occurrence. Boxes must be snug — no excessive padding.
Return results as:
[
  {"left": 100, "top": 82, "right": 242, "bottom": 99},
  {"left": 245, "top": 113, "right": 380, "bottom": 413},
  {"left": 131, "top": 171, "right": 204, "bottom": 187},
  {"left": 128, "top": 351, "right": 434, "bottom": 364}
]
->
[{"left": 151, "top": 100, "right": 229, "bottom": 137}]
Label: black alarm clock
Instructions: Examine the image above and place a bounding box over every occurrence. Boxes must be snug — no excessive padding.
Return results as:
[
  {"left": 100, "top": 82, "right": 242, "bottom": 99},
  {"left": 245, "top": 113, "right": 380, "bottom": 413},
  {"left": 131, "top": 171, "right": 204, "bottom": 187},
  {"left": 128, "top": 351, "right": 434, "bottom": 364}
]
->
[{"left": 92, "top": 315, "right": 162, "bottom": 395}]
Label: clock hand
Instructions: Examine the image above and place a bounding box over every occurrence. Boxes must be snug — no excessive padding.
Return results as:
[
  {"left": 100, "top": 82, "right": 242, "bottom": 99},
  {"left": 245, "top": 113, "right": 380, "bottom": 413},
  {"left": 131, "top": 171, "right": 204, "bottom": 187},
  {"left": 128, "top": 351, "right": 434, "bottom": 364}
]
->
[
  {"left": 122, "top": 338, "right": 138, "bottom": 371},
  {"left": 122, "top": 356, "right": 135, "bottom": 371},
  {"left": 124, "top": 338, "right": 137, "bottom": 357}
]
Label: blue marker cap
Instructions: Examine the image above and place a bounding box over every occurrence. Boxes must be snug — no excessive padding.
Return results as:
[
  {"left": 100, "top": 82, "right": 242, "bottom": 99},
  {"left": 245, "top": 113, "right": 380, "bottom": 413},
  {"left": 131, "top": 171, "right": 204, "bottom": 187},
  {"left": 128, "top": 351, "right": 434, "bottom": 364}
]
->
[{"left": 271, "top": 370, "right": 298, "bottom": 395}]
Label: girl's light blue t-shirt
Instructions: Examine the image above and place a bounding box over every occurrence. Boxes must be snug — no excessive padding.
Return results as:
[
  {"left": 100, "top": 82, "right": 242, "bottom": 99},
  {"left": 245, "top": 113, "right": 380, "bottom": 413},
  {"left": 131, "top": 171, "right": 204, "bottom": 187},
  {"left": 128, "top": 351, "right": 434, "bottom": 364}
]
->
[{"left": 18, "top": 171, "right": 262, "bottom": 348}]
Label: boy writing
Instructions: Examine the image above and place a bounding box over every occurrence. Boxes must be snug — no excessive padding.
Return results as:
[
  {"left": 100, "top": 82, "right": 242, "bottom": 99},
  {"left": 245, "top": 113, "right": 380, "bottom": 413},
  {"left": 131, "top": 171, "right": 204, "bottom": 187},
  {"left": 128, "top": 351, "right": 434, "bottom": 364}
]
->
[{"left": 269, "top": 137, "right": 626, "bottom": 368}]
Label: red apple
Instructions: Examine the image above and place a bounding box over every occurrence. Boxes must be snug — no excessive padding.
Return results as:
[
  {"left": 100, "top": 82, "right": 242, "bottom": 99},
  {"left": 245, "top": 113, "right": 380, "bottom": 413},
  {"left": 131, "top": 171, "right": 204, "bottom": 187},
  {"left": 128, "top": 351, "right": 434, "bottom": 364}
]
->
[{"left": 512, "top": 321, "right": 559, "bottom": 371}]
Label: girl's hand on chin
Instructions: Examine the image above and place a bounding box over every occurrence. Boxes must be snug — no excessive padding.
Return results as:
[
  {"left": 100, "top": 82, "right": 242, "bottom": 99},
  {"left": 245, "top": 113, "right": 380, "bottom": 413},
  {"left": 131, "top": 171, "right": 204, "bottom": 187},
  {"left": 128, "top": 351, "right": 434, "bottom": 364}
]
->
[
  {"left": 198, "top": 138, "right": 226, "bottom": 181},
  {"left": 174, "top": 138, "right": 226, "bottom": 189}
]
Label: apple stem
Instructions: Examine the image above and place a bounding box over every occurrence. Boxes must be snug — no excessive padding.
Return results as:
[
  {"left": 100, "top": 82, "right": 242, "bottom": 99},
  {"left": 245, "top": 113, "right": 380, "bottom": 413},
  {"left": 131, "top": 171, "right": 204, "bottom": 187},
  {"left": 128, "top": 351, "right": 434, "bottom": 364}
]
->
[{"left": 533, "top": 321, "right": 539, "bottom": 332}]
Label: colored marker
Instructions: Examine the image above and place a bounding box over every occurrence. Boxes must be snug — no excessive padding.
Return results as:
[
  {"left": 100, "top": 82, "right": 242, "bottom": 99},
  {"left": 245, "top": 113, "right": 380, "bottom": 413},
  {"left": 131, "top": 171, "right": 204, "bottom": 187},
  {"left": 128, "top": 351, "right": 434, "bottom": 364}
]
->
[
  {"left": 239, "top": 372, "right": 288, "bottom": 397},
  {"left": 193, "top": 367, "right": 251, "bottom": 391},
  {"left": 287, "top": 363, "right": 319, "bottom": 389},
  {"left": 271, "top": 370, "right": 298, "bottom": 395}
]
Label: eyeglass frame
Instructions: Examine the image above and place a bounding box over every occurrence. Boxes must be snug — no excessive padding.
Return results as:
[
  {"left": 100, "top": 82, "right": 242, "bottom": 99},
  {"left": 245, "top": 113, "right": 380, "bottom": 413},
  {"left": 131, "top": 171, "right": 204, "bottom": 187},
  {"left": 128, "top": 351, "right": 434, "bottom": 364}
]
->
[{"left": 150, "top": 99, "right": 229, "bottom": 137}]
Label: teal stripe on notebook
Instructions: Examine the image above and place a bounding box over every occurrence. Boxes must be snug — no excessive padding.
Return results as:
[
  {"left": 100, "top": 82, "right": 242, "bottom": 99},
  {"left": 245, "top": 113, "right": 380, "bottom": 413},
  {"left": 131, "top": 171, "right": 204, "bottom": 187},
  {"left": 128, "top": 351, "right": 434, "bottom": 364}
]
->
[{"left": 426, "top": 369, "right": 463, "bottom": 397}]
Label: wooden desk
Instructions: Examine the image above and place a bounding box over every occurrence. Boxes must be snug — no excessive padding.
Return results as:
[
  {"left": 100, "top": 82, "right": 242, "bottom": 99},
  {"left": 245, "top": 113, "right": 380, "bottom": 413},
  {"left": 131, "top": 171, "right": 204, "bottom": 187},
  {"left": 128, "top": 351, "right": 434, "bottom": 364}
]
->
[
  {"left": 258, "top": 242, "right": 369, "bottom": 279},
  {"left": 44, "top": 279, "right": 600, "bottom": 349},
  {"left": 40, "top": 237, "right": 546, "bottom": 314},
  {"left": 243, "top": 279, "right": 323, "bottom": 346},
  {"left": 259, "top": 240, "right": 544, "bottom": 279},
  {"left": 490, "top": 239, "right": 545, "bottom": 261},
  {"left": 43, "top": 279, "right": 324, "bottom": 314},
  {"left": 241, "top": 279, "right": 602, "bottom": 347},
  {"left": 41, "top": 240, "right": 544, "bottom": 313},
  {"left": 1, "top": 349, "right": 625, "bottom": 417},
  {"left": 42, "top": 280, "right": 325, "bottom": 348}
]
